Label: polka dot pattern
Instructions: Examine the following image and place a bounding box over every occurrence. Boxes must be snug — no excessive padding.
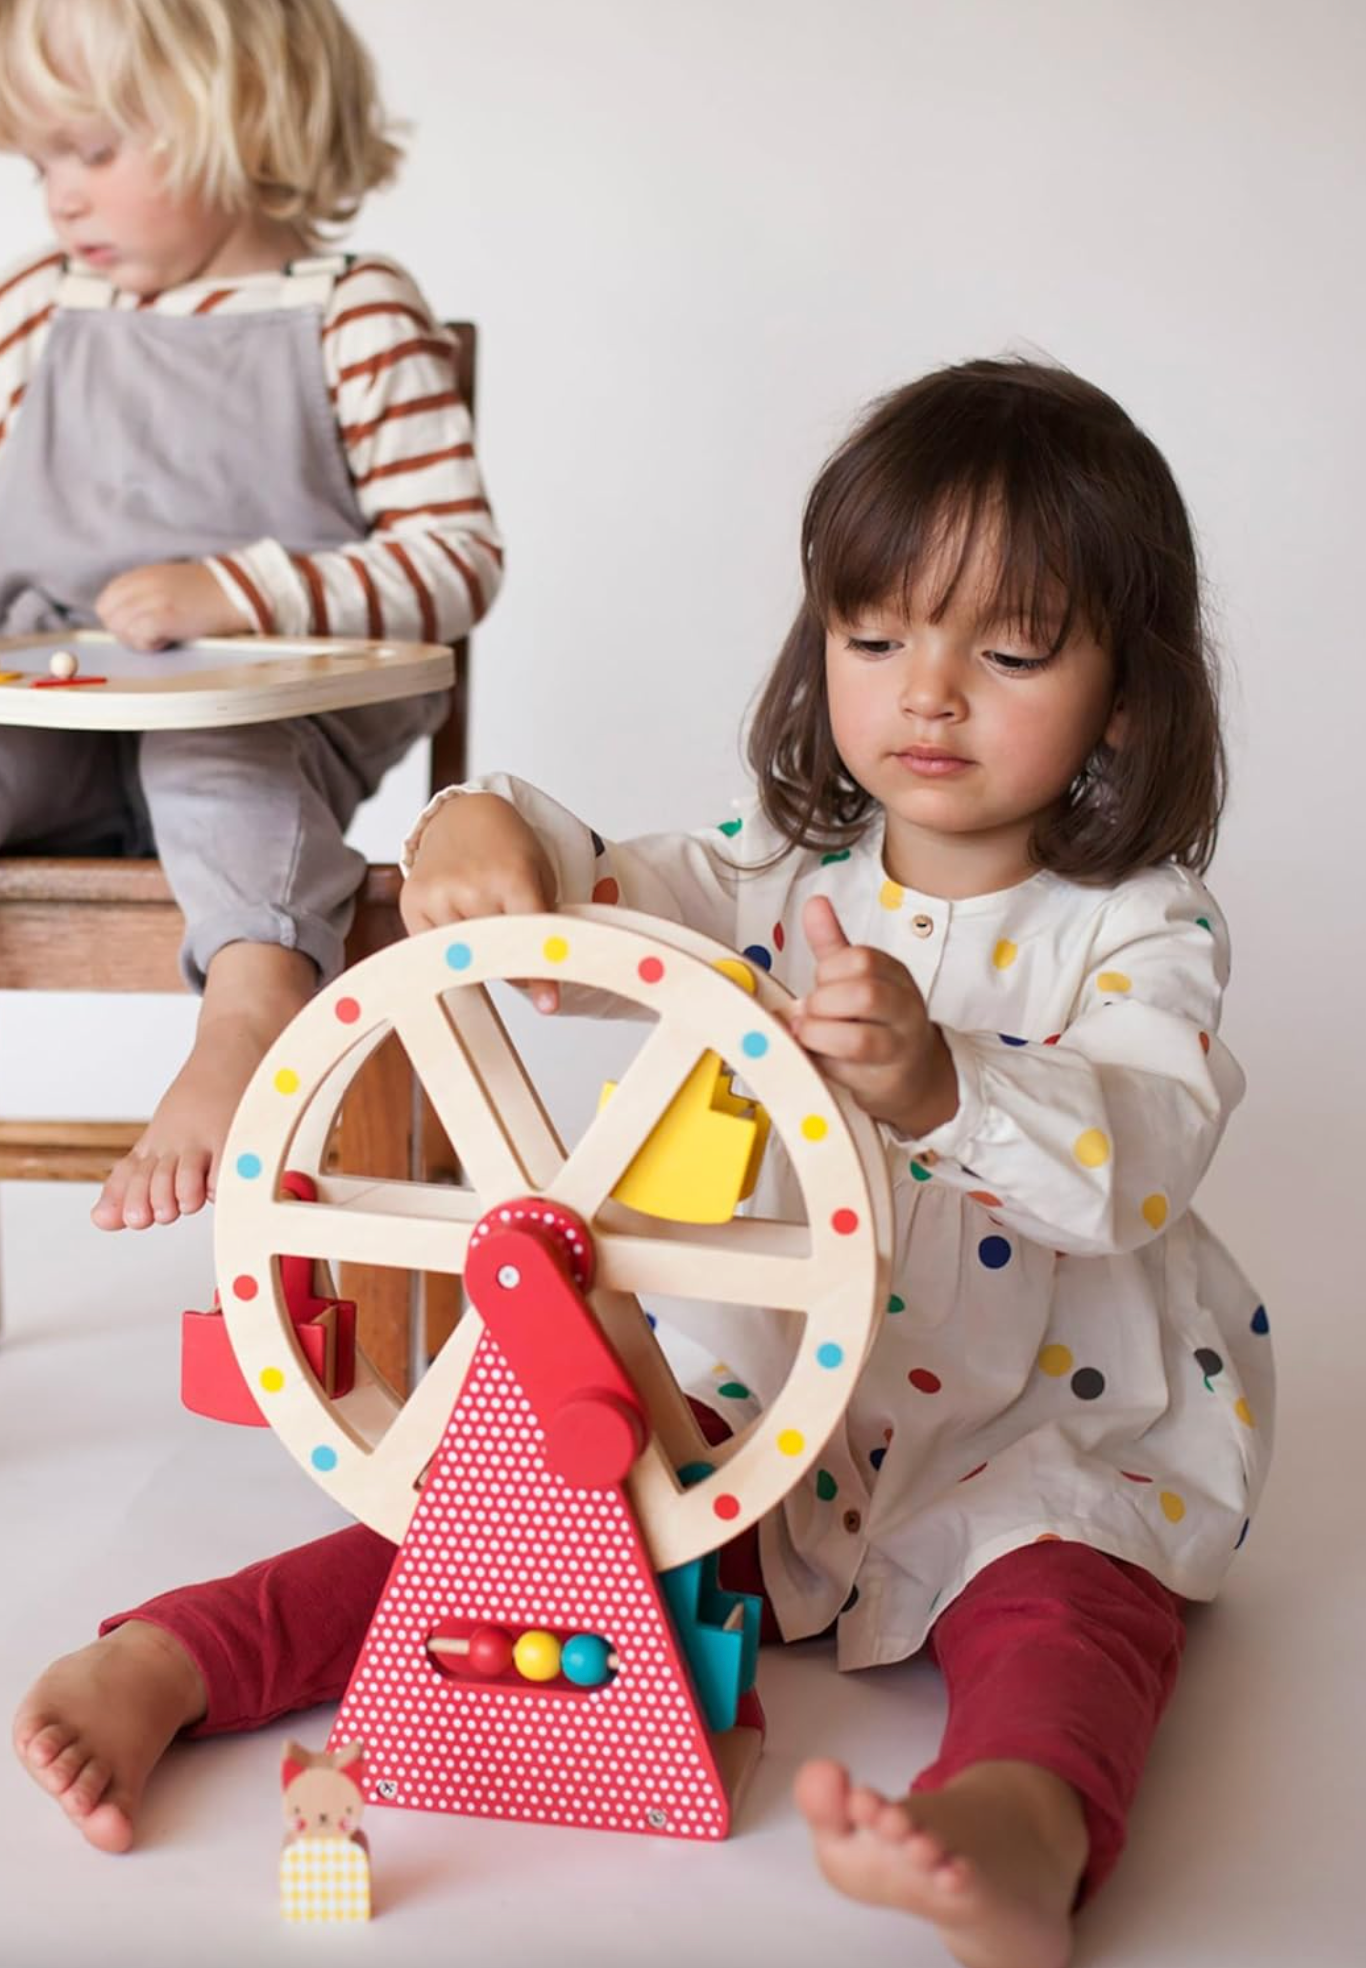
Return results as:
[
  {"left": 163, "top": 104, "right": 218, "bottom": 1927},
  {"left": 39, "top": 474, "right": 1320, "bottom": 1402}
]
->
[
  {"left": 330, "top": 1339, "right": 730, "bottom": 1837},
  {"left": 1096, "top": 971, "right": 1131, "bottom": 993},
  {"left": 1142, "top": 1194, "right": 1168, "bottom": 1230},
  {"left": 908, "top": 1368, "right": 942, "bottom": 1394},
  {"left": 880, "top": 880, "right": 904, "bottom": 911},
  {"left": 1073, "top": 1128, "right": 1110, "bottom": 1168},
  {"left": 592, "top": 877, "right": 621, "bottom": 905},
  {"left": 992, "top": 939, "right": 1018, "bottom": 970},
  {"left": 978, "top": 1235, "right": 1012, "bottom": 1269}
]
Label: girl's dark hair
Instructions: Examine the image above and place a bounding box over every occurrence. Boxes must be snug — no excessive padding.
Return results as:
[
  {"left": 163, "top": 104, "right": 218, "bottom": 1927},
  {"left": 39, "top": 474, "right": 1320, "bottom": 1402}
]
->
[{"left": 747, "top": 358, "right": 1225, "bottom": 882}]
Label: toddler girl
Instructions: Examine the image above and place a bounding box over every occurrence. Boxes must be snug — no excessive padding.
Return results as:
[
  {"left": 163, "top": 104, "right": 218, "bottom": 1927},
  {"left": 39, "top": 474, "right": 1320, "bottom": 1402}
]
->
[
  {"left": 14, "top": 359, "right": 1271, "bottom": 1968},
  {"left": 0, "top": 0, "right": 502, "bottom": 1233}
]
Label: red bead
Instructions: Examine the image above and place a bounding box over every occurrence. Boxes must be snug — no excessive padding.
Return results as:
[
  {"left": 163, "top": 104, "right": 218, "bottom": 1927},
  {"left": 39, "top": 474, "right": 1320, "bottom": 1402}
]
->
[{"left": 466, "top": 1623, "right": 514, "bottom": 1676}]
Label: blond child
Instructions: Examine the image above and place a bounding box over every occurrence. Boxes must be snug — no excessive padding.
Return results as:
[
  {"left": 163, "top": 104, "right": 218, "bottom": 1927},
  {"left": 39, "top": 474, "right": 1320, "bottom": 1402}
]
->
[
  {"left": 15, "top": 360, "right": 1271, "bottom": 1968},
  {"left": 0, "top": 0, "right": 502, "bottom": 1232}
]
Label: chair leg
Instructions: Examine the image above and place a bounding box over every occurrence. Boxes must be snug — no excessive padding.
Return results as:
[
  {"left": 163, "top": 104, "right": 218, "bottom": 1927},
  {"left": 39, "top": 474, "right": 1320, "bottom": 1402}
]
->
[{"left": 333, "top": 1032, "right": 415, "bottom": 1396}]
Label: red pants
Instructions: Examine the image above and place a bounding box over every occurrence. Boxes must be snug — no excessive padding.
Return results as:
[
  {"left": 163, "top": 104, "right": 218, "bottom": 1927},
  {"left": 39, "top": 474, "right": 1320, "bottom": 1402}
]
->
[{"left": 106, "top": 1526, "right": 1183, "bottom": 1898}]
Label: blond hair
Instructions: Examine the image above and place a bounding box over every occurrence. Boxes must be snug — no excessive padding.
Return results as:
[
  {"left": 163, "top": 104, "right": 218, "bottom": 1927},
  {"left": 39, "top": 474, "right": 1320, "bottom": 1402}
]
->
[{"left": 0, "top": 0, "right": 403, "bottom": 242}]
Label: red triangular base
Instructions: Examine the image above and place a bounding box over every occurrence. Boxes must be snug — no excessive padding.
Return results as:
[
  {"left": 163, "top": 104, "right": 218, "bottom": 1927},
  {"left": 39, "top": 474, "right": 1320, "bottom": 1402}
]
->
[{"left": 330, "top": 1332, "right": 739, "bottom": 1839}]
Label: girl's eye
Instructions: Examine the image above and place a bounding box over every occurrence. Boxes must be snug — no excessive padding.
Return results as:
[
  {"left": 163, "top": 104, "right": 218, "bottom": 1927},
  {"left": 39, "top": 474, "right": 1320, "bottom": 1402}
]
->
[
  {"left": 846, "top": 637, "right": 898, "bottom": 657},
  {"left": 82, "top": 144, "right": 116, "bottom": 167},
  {"left": 986, "top": 649, "right": 1053, "bottom": 673}
]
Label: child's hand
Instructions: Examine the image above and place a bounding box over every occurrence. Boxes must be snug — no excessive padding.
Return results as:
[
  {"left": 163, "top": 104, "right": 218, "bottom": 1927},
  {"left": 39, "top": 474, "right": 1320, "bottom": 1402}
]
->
[
  {"left": 790, "top": 895, "right": 959, "bottom": 1139},
  {"left": 401, "top": 793, "right": 563, "bottom": 1012},
  {"left": 95, "top": 562, "right": 252, "bottom": 649}
]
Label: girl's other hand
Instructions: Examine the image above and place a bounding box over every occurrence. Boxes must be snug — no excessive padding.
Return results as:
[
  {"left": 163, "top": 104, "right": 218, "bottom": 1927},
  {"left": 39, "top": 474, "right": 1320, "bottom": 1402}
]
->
[
  {"left": 95, "top": 562, "right": 252, "bottom": 649},
  {"left": 791, "top": 895, "right": 959, "bottom": 1138},
  {"left": 401, "top": 793, "right": 562, "bottom": 1012}
]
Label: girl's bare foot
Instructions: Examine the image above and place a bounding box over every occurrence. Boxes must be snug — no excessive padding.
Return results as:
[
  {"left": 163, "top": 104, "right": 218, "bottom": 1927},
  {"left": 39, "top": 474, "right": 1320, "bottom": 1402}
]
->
[
  {"left": 795, "top": 1757, "right": 1088, "bottom": 1968},
  {"left": 13, "top": 1622, "right": 207, "bottom": 1852},
  {"left": 92, "top": 944, "right": 316, "bottom": 1230}
]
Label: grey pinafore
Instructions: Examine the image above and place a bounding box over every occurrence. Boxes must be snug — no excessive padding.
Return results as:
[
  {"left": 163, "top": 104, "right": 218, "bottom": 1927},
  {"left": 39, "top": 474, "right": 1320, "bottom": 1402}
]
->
[{"left": 0, "top": 256, "right": 447, "bottom": 986}]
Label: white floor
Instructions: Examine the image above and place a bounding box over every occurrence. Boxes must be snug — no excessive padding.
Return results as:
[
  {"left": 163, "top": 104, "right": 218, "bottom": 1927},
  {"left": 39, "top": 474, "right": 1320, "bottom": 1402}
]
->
[{"left": 1, "top": 1183, "right": 1361, "bottom": 1968}]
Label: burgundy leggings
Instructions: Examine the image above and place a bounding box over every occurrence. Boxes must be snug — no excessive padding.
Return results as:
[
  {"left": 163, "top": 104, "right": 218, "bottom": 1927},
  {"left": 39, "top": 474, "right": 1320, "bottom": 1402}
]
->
[{"left": 106, "top": 1524, "right": 1183, "bottom": 1898}]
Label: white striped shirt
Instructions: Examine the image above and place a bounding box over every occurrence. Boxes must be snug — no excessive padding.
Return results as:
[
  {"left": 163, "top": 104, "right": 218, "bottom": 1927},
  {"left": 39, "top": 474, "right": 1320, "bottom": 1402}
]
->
[{"left": 0, "top": 245, "right": 503, "bottom": 644}]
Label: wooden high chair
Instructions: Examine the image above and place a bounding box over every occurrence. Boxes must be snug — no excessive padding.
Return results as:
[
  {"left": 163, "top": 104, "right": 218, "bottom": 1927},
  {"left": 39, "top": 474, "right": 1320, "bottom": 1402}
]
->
[{"left": 0, "top": 328, "right": 479, "bottom": 1396}]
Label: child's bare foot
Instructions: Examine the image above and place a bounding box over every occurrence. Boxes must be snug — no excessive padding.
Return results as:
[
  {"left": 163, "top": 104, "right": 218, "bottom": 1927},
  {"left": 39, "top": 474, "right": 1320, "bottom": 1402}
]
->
[
  {"left": 795, "top": 1757, "right": 1087, "bottom": 1968},
  {"left": 93, "top": 944, "right": 316, "bottom": 1229},
  {"left": 13, "top": 1622, "right": 207, "bottom": 1852}
]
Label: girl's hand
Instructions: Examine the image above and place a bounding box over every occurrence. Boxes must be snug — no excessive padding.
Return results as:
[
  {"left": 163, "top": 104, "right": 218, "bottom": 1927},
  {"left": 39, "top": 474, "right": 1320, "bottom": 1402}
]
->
[
  {"left": 401, "top": 793, "right": 563, "bottom": 1011},
  {"left": 790, "top": 895, "right": 959, "bottom": 1138},
  {"left": 95, "top": 562, "right": 252, "bottom": 649}
]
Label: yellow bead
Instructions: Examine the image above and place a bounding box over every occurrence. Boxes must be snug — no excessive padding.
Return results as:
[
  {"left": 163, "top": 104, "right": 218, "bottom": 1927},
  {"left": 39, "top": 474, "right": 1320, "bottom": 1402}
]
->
[{"left": 513, "top": 1629, "right": 563, "bottom": 1682}]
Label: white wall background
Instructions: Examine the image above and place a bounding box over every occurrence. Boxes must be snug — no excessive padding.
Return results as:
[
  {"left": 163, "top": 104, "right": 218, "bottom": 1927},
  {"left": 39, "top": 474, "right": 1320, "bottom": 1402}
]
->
[{"left": 2, "top": 1, "right": 1361, "bottom": 1390}]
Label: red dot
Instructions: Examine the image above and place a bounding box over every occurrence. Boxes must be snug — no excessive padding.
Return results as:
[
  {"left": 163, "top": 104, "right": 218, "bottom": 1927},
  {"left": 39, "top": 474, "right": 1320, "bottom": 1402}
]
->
[
  {"left": 959, "top": 1462, "right": 988, "bottom": 1482},
  {"left": 773, "top": 921, "right": 785, "bottom": 951},
  {"left": 1198, "top": 1031, "right": 1210, "bottom": 1053},
  {"left": 967, "top": 1189, "right": 1002, "bottom": 1207},
  {"left": 908, "top": 1368, "right": 942, "bottom": 1394},
  {"left": 335, "top": 996, "right": 360, "bottom": 1024},
  {"left": 713, "top": 1493, "right": 740, "bottom": 1521},
  {"left": 592, "top": 877, "right": 620, "bottom": 905},
  {"left": 831, "top": 1207, "right": 859, "bottom": 1236},
  {"left": 1121, "top": 1471, "right": 1153, "bottom": 1484},
  {"left": 1043, "top": 1033, "right": 1061, "bottom": 1046},
  {"left": 638, "top": 957, "right": 665, "bottom": 983},
  {"left": 233, "top": 1274, "right": 259, "bottom": 1301}
]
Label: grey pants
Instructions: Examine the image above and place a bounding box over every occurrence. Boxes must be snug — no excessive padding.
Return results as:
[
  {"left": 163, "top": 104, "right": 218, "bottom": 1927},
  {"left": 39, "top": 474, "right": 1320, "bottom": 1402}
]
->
[{"left": 0, "top": 691, "right": 448, "bottom": 988}]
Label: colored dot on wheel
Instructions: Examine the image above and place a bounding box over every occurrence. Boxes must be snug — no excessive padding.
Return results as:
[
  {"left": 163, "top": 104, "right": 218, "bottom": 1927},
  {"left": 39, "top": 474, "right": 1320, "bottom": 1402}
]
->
[
  {"left": 235, "top": 1152, "right": 262, "bottom": 1180},
  {"left": 1142, "top": 1193, "right": 1168, "bottom": 1229},
  {"left": 1160, "top": 1490, "right": 1186, "bottom": 1523},
  {"left": 801, "top": 1114, "right": 828, "bottom": 1141},
  {"left": 311, "top": 1445, "right": 338, "bottom": 1472},
  {"left": 908, "top": 1368, "right": 942, "bottom": 1394},
  {"left": 831, "top": 1207, "right": 858, "bottom": 1235},
  {"left": 446, "top": 941, "right": 472, "bottom": 971},
  {"left": 233, "top": 1274, "right": 259, "bottom": 1301},
  {"left": 334, "top": 996, "right": 361, "bottom": 1024},
  {"left": 713, "top": 1493, "right": 740, "bottom": 1521},
  {"left": 543, "top": 936, "right": 569, "bottom": 963},
  {"left": 258, "top": 1367, "right": 285, "bottom": 1394},
  {"left": 740, "top": 1030, "right": 767, "bottom": 1059},
  {"left": 816, "top": 1342, "right": 844, "bottom": 1369},
  {"left": 273, "top": 1068, "right": 300, "bottom": 1096},
  {"left": 638, "top": 956, "right": 664, "bottom": 983},
  {"left": 1038, "top": 1343, "right": 1073, "bottom": 1376},
  {"left": 777, "top": 1428, "right": 805, "bottom": 1456},
  {"left": 1073, "top": 1128, "right": 1110, "bottom": 1168}
]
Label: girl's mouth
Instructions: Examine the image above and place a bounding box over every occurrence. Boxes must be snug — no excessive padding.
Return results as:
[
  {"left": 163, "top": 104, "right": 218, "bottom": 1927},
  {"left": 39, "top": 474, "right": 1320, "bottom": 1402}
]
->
[{"left": 896, "top": 749, "right": 973, "bottom": 777}]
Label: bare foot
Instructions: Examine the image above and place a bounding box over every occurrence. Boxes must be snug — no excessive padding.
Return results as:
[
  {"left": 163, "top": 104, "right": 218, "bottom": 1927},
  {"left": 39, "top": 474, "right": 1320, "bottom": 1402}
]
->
[
  {"left": 93, "top": 944, "right": 316, "bottom": 1229},
  {"left": 13, "top": 1622, "right": 207, "bottom": 1852},
  {"left": 795, "top": 1757, "right": 1088, "bottom": 1968}
]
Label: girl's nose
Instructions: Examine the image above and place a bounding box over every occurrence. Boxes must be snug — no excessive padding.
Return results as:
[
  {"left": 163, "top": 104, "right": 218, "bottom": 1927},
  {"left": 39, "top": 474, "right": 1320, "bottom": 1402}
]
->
[
  {"left": 900, "top": 650, "right": 966, "bottom": 720},
  {"left": 46, "top": 167, "right": 89, "bottom": 222}
]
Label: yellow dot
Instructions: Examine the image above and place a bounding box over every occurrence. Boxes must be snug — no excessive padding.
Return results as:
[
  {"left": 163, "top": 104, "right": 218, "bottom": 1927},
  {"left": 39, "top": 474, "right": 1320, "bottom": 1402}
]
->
[
  {"left": 1038, "top": 1343, "right": 1074, "bottom": 1377},
  {"left": 273, "top": 1067, "right": 300, "bottom": 1095},
  {"left": 1074, "top": 1128, "right": 1110, "bottom": 1168},
  {"left": 713, "top": 957, "right": 757, "bottom": 995},
  {"left": 1235, "top": 1397, "right": 1255, "bottom": 1428},
  {"left": 1160, "top": 1490, "right": 1186, "bottom": 1523},
  {"left": 879, "top": 880, "right": 904, "bottom": 911},
  {"left": 1141, "top": 1193, "right": 1169, "bottom": 1230},
  {"left": 542, "top": 935, "right": 569, "bottom": 964},
  {"left": 259, "top": 1367, "right": 285, "bottom": 1394},
  {"left": 513, "top": 1629, "right": 563, "bottom": 1681},
  {"left": 1096, "top": 971, "right": 1132, "bottom": 993},
  {"left": 776, "top": 1428, "right": 805, "bottom": 1456},
  {"left": 992, "top": 939, "right": 1018, "bottom": 970},
  {"left": 800, "top": 1114, "right": 828, "bottom": 1141}
]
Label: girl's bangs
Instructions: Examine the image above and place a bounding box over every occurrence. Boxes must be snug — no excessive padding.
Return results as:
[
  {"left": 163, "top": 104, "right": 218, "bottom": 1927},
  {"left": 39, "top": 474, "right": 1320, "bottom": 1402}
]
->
[
  {"left": 0, "top": 4, "right": 144, "bottom": 150},
  {"left": 804, "top": 418, "right": 1111, "bottom": 657}
]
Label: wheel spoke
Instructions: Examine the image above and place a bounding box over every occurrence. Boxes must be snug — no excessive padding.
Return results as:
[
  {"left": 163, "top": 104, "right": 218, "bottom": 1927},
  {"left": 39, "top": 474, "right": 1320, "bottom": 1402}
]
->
[
  {"left": 391, "top": 988, "right": 556, "bottom": 1199},
  {"left": 594, "top": 1211, "right": 815, "bottom": 1309},
  {"left": 254, "top": 1189, "right": 474, "bottom": 1275},
  {"left": 550, "top": 1018, "right": 699, "bottom": 1221}
]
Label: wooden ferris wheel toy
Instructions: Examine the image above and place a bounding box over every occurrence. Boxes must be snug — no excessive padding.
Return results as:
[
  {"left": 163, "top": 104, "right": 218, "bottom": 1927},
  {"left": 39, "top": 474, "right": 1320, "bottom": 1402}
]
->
[{"left": 212, "top": 903, "right": 893, "bottom": 1841}]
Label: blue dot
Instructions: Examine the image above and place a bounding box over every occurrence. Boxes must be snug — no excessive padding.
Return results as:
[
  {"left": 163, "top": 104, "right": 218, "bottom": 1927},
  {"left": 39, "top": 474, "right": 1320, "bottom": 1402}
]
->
[
  {"left": 998, "top": 1033, "right": 1028, "bottom": 1047},
  {"left": 978, "top": 1235, "right": 1012, "bottom": 1269},
  {"left": 445, "top": 941, "right": 472, "bottom": 971},
  {"left": 1250, "top": 1305, "right": 1270, "bottom": 1335},
  {"left": 869, "top": 1445, "right": 887, "bottom": 1471},
  {"left": 816, "top": 1342, "right": 844, "bottom": 1369},
  {"left": 311, "top": 1445, "right": 338, "bottom": 1473},
  {"left": 645, "top": 1311, "right": 658, "bottom": 1329},
  {"left": 740, "top": 1031, "right": 768, "bottom": 1059},
  {"left": 235, "top": 1152, "right": 262, "bottom": 1180},
  {"left": 742, "top": 943, "right": 773, "bottom": 971}
]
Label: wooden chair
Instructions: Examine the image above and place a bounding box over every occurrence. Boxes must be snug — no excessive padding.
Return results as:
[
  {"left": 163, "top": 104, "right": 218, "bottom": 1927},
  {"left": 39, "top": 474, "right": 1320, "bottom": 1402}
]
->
[{"left": 0, "top": 327, "right": 478, "bottom": 1396}]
